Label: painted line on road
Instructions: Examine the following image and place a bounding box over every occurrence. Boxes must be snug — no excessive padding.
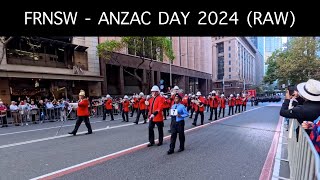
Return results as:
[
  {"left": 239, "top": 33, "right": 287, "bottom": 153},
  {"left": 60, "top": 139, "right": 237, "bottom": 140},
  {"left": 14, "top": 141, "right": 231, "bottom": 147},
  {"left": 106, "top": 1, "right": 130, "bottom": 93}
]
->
[
  {"left": 0, "top": 122, "right": 139, "bottom": 149},
  {"left": 31, "top": 106, "right": 264, "bottom": 180},
  {"left": 259, "top": 116, "right": 282, "bottom": 180},
  {"left": 0, "top": 118, "right": 124, "bottom": 137}
]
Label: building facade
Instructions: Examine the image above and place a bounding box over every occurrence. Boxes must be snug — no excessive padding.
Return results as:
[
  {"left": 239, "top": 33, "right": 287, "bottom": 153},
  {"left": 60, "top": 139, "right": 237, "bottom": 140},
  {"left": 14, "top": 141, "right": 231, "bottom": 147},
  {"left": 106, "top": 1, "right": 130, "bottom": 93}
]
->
[
  {"left": 0, "top": 37, "right": 103, "bottom": 104},
  {"left": 212, "top": 37, "right": 261, "bottom": 96},
  {"left": 99, "top": 37, "right": 213, "bottom": 96}
]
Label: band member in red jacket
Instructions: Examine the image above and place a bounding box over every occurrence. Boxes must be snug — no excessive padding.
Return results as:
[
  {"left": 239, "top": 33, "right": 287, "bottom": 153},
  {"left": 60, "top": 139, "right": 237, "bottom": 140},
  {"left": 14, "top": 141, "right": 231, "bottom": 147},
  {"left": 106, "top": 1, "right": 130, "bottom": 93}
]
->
[
  {"left": 103, "top": 94, "right": 114, "bottom": 121},
  {"left": 219, "top": 94, "right": 226, "bottom": 118},
  {"left": 69, "top": 90, "right": 92, "bottom": 135},
  {"left": 189, "top": 95, "right": 196, "bottom": 118},
  {"left": 228, "top": 94, "right": 235, "bottom": 116},
  {"left": 209, "top": 91, "right": 219, "bottom": 121},
  {"left": 163, "top": 96, "right": 171, "bottom": 120},
  {"left": 242, "top": 94, "right": 248, "bottom": 112},
  {"left": 192, "top": 91, "right": 205, "bottom": 126},
  {"left": 147, "top": 85, "right": 165, "bottom": 147},
  {"left": 135, "top": 92, "right": 147, "bottom": 124},
  {"left": 235, "top": 94, "right": 242, "bottom": 113},
  {"left": 130, "top": 95, "right": 139, "bottom": 117},
  {"left": 182, "top": 94, "right": 189, "bottom": 107},
  {"left": 122, "top": 95, "right": 130, "bottom": 122}
]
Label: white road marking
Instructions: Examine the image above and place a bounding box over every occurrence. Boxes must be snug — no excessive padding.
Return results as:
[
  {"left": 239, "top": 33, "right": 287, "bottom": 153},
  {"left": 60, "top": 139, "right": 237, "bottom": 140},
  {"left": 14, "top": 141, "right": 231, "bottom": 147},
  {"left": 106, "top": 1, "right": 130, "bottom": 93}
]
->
[{"left": 30, "top": 106, "right": 264, "bottom": 180}]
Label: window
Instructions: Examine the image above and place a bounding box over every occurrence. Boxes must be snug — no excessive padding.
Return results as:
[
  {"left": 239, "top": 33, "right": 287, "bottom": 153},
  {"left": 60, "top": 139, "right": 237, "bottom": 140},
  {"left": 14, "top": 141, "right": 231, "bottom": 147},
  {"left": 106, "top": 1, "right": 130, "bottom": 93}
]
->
[
  {"left": 217, "top": 56, "right": 224, "bottom": 80},
  {"left": 229, "top": 75, "right": 231, "bottom": 79},
  {"left": 217, "top": 42, "right": 224, "bottom": 53},
  {"left": 229, "top": 46, "right": 231, "bottom": 51},
  {"left": 229, "top": 61, "right": 231, "bottom": 65},
  {"left": 229, "top": 53, "right": 231, "bottom": 58},
  {"left": 229, "top": 67, "right": 231, "bottom": 72}
]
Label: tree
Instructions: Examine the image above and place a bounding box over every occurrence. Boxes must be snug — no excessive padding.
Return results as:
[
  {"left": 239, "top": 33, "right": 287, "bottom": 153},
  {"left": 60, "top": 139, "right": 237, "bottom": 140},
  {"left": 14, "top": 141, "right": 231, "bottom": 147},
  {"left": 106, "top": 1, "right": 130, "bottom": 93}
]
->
[
  {"left": 97, "top": 37, "right": 175, "bottom": 93},
  {"left": 264, "top": 37, "right": 320, "bottom": 86},
  {"left": 0, "top": 36, "right": 13, "bottom": 64}
]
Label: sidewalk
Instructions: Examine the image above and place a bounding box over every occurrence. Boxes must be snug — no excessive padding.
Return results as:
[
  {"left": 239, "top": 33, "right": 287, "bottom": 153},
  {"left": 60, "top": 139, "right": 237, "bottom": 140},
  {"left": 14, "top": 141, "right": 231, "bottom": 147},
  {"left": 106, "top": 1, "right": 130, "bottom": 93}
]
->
[{"left": 272, "top": 118, "right": 290, "bottom": 180}]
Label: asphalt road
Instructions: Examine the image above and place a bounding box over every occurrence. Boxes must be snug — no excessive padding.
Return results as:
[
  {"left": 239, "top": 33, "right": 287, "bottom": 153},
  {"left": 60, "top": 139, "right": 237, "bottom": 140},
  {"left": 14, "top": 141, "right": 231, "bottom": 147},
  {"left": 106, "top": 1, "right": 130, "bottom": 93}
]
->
[{"left": 0, "top": 103, "right": 280, "bottom": 180}]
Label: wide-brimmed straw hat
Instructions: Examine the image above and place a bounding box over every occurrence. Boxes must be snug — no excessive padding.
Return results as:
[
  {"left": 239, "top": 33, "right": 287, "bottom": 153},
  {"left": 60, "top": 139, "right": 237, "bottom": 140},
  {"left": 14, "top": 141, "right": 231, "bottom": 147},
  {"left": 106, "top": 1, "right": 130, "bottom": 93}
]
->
[{"left": 297, "top": 79, "right": 320, "bottom": 101}]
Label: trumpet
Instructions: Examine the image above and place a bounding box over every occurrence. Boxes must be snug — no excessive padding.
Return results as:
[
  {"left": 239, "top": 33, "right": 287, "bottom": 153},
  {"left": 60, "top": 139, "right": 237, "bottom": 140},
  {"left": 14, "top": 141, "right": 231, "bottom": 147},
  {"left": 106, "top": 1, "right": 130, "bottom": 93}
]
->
[{"left": 193, "top": 98, "right": 204, "bottom": 107}]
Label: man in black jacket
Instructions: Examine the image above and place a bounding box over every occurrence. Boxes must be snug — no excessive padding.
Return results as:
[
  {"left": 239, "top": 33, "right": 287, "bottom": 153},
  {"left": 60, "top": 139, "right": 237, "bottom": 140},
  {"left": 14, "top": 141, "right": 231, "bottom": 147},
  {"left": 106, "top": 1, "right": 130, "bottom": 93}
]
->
[{"left": 280, "top": 79, "right": 320, "bottom": 124}]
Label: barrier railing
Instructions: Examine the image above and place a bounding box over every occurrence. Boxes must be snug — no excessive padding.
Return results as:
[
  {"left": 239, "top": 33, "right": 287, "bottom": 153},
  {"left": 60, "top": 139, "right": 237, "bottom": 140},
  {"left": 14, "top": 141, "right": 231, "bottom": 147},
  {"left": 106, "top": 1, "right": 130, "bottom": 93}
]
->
[
  {"left": 1, "top": 103, "right": 123, "bottom": 126},
  {"left": 288, "top": 118, "right": 320, "bottom": 180}
]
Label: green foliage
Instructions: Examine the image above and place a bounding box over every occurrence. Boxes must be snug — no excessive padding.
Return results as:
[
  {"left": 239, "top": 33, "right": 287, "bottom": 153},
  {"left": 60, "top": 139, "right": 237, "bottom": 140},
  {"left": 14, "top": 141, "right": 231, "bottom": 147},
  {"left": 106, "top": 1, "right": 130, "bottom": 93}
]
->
[
  {"left": 264, "top": 37, "right": 320, "bottom": 85},
  {"left": 97, "top": 37, "right": 175, "bottom": 62}
]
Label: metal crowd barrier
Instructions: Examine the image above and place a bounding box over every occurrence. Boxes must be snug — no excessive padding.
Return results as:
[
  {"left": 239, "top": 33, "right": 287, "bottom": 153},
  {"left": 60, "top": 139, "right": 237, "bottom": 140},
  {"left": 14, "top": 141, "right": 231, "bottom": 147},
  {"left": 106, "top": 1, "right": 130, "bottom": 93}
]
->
[{"left": 288, "top": 118, "right": 320, "bottom": 180}]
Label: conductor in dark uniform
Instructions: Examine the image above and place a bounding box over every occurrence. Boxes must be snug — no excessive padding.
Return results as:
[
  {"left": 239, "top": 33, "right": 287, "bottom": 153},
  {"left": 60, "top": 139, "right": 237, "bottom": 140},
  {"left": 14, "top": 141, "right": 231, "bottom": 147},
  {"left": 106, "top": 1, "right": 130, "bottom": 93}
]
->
[{"left": 167, "top": 94, "right": 189, "bottom": 154}]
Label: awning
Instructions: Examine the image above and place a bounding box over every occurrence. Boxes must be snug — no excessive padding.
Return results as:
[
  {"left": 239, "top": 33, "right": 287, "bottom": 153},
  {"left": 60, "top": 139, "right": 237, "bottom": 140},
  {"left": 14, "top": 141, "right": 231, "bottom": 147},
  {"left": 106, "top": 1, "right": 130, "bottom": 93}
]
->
[
  {"left": 0, "top": 71, "right": 103, "bottom": 82},
  {"left": 29, "top": 37, "right": 88, "bottom": 51}
]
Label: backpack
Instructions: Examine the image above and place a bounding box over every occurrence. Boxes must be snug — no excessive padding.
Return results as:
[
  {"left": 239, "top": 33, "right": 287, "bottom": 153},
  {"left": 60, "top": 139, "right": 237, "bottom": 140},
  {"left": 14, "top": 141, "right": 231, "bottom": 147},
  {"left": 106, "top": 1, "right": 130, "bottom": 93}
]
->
[{"left": 309, "top": 116, "right": 320, "bottom": 154}]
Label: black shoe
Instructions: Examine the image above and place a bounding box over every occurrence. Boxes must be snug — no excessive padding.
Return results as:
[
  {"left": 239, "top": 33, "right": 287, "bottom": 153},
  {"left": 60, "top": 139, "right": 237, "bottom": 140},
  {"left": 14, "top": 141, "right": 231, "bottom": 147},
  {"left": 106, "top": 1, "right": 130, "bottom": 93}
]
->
[
  {"left": 168, "top": 130, "right": 171, "bottom": 133},
  {"left": 68, "top": 132, "right": 76, "bottom": 136},
  {"left": 192, "top": 122, "right": 196, "bottom": 126},
  {"left": 143, "top": 121, "right": 146, "bottom": 124},
  {"left": 208, "top": 119, "right": 212, "bottom": 121},
  {"left": 85, "top": 132, "right": 92, "bottom": 135},
  {"left": 157, "top": 143, "right": 163, "bottom": 146},
  {"left": 178, "top": 148, "right": 184, "bottom": 152},
  {"left": 147, "top": 143, "right": 154, "bottom": 147},
  {"left": 167, "top": 150, "right": 174, "bottom": 155},
  {"left": 111, "top": 119, "right": 114, "bottom": 121}
]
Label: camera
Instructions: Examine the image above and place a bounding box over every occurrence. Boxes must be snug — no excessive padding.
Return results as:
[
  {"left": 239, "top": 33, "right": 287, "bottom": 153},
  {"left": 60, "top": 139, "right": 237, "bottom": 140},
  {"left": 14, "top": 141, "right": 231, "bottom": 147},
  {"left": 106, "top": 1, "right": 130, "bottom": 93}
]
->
[{"left": 288, "top": 85, "right": 296, "bottom": 96}]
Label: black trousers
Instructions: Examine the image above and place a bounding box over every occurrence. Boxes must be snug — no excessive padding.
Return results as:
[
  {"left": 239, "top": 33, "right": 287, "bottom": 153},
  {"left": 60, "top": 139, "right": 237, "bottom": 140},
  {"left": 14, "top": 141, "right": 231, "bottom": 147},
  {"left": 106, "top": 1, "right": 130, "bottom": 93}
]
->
[
  {"left": 219, "top": 108, "right": 225, "bottom": 117},
  {"left": 194, "top": 111, "right": 204, "bottom": 125},
  {"left": 122, "top": 111, "right": 129, "bottom": 122},
  {"left": 187, "top": 106, "right": 191, "bottom": 113},
  {"left": 149, "top": 120, "right": 164, "bottom": 144},
  {"left": 163, "top": 108, "right": 168, "bottom": 120},
  {"left": 103, "top": 109, "right": 114, "bottom": 120},
  {"left": 1, "top": 116, "right": 7, "bottom": 126},
  {"left": 136, "top": 109, "right": 146, "bottom": 123},
  {"left": 190, "top": 108, "right": 195, "bottom": 118},
  {"left": 235, "top": 105, "right": 241, "bottom": 113},
  {"left": 209, "top": 108, "right": 218, "bottom": 120},
  {"left": 228, "top": 106, "right": 234, "bottom": 115},
  {"left": 71, "top": 116, "right": 92, "bottom": 134},
  {"left": 251, "top": 101, "right": 254, "bottom": 106},
  {"left": 131, "top": 108, "right": 138, "bottom": 117},
  {"left": 242, "top": 105, "right": 246, "bottom": 111},
  {"left": 170, "top": 119, "right": 185, "bottom": 151}
]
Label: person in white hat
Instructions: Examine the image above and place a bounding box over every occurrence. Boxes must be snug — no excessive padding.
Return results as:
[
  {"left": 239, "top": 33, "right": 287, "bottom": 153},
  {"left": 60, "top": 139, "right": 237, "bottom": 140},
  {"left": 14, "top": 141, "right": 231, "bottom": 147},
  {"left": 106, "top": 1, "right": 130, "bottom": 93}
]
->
[
  {"left": 130, "top": 94, "right": 139, "bottom": 118},
  {"left": 241, "top": 94, "right": 248, "bottom": 112},
  {"left": 103, "top": 94, "right": 114, "bottom": 121},
  {"left": 147, "top": 85, "right": 165, "bottom": 147},
  {"left": 134, "top": 92, "right": 147, "bottom": 124},
  {"left": 121, "top": 95, "right": 130, "bottom": 122},
  {"left": 192, "top": 91, "right": 206, "bottom": 126},
  {"left": 219, "top": 94, "right": 226, "bottom": 118},
  {"left": 235, "top": 94, "right": 241, "bottom": 114},
  {"left": 281, "top": 79, "right": 320, "bottom": 128},
  {"left": 228, "top": 94, "right": 235, "bottom": 116},
  {"left": 68, "top": 90, "right": 92, "bottom": 135},
  {"left": 208, "top": 91, "right": 219, "bottom": 121}
]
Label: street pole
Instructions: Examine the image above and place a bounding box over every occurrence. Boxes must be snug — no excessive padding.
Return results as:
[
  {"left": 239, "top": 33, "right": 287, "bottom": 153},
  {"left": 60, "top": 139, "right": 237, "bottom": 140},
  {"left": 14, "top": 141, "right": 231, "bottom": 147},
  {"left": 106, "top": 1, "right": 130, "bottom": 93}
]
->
[
  {"left": 222, "top": 76, "right": 225, "bottom": 94},
  {"left": 170, "top": 59, "right": 172, "bottom": 87}
]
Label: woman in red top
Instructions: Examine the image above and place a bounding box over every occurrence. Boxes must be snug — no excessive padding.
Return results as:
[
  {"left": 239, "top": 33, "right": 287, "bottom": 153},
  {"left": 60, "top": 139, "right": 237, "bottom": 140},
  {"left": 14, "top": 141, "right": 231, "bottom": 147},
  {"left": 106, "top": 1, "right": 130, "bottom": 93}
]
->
[
  {"left": 122, "top": 95, "right": 130, "bottom": 122},
  {"left": 69, "top": 90, "right": 92, "bottom": 136},
  {"left": 219, "top": 94, "right": 226, "bottom": 118}
]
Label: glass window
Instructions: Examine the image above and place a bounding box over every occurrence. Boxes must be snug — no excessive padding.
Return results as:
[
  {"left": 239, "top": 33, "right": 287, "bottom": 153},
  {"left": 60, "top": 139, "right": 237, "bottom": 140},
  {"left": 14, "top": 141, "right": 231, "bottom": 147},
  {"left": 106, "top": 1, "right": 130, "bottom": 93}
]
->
[
  {"left": 229, "top": 46, "right": 231, "bottom": 51},
  {"left": 217, "top": 56, "right": 224, "bottom": 80},
  {"left": 229, "top": 74, "right": 231, "bottom": 79},
  {"left": 229, "top": 53, "right": 231, "bottom": 58},
  {"left": 229, "top": 61, "right": 231, "bottom": 65},
  {"left": 217, "top": 42, "right": 224, "bottom": 53},
  {"left": 229, "top": 67, "right": 231, "bottom": 72}
]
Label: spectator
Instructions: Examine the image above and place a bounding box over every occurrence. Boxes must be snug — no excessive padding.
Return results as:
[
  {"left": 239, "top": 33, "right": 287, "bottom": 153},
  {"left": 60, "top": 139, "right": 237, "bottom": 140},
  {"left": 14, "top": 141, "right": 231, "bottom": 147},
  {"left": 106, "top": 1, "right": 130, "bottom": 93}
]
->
[
  {"left": 0, "top": 100, "right": 8, "bottom": 127},
  {"left": 280, "top": 79, "right": 320, "bottom": 138},
  {"left": 10, "top": 101, "right": 20, "bottom": 125},
  {"left": 280, "top": 79, "right": 320, "bottom": 124}
]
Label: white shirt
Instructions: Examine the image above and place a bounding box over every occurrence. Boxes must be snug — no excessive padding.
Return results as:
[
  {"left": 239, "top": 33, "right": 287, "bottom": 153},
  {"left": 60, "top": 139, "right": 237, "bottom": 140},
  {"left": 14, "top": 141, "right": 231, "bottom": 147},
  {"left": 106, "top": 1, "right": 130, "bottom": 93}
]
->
[
  {"left": 46, "top": 103, "right": 54, "bottom": 109},
  {"left": 10, "top": 105, "right": 19, "bottom": 111}
]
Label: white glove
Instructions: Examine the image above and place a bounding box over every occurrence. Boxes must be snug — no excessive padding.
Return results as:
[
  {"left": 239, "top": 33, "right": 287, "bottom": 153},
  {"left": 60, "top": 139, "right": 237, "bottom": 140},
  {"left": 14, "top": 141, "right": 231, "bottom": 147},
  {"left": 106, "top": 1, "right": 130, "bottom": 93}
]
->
[{"left": 149, "top": 114, "right": 155, "bottom": 119}]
